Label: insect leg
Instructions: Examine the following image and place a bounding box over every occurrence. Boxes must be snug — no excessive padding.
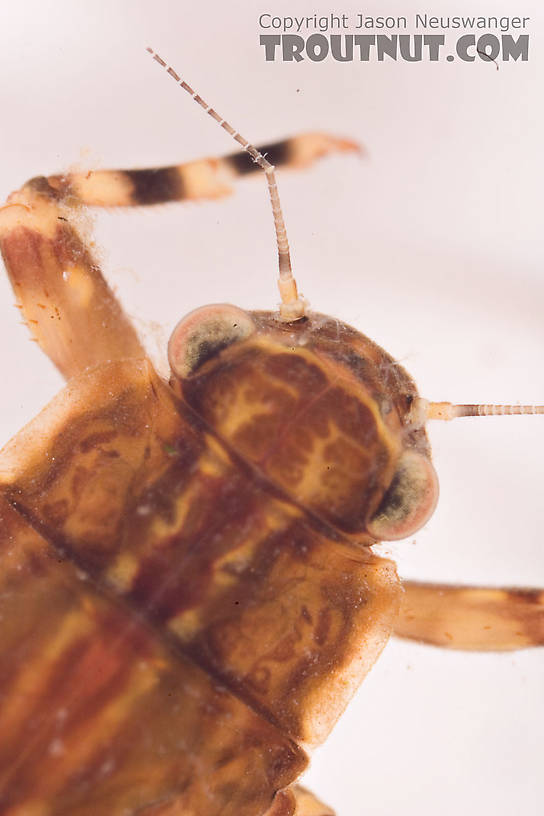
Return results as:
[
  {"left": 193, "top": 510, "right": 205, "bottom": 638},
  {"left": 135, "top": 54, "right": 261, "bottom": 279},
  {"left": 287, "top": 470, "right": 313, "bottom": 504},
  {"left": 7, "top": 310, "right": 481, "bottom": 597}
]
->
[
  {"left": 28, "top": 134, "right": 359, "bottom": 207},
  {"left": 0, "top": 185, "right": 145, "bottom": 380},
  {"left": 0, "top": 134, "right": 356, "bottom": 379},
  {"left": 291, "top": 785, "right": 336, "bottom": 815},
  {"left": 262, "top": 786, "right": 335, "bottom": 816},
  {"left": 395, "top": 581, "right": 544, "bottom": 651}
]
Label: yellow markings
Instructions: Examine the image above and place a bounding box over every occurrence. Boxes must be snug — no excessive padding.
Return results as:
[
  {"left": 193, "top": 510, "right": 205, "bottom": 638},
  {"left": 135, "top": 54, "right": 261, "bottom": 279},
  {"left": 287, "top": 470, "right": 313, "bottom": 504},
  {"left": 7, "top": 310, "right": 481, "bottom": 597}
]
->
[
  {"left": 169, "top": 497, "right": 300, "bottom": 638},
  {"left": 70, "top": 170, "right": 133, "bottom": 207},
  {"left": 251, "top": 337, "right": 308, "bottom": 399},
  {"left": 206, "top": 341, "right": 326, "bottom": 444},
  {"left": 181, "top": 158, "right": 232, "bottom": 199},
  {"left": 269, "top": 418, "right": 368, "bottom": 506},
  {"left": 283, "top": 421, "right": 336, "bottom": 497},
  {"left": 151, "top": 481, "right": 195, "bottom": 539},
  {"left": 0, "top": 607, "right": 94, "bottom": 736},
  {"left": 0, "top": 195, "right": 59, "bottom": 240},
  {"left": 215, "top": 391, "right": 277, "bottom": 443},
  {"left": 212, "top": 538, "right": 259, "bottom": 590},
  {"left": 202, "top": 431, "right": 234, "bottom": 467},
  {"left": 34, "top": 652, "right": 161, "bottom": 799},
  {"left": 169, "top": 608, "right": 201, "bottom": 641},
  {"left": 197, "top": 457, "right": 222, "bottom": 478},
  {"left": 152, "top": 443, "right": 232, "bottom": 538},
  {"left": 197, "top": 447, "right": 226, "bottom": 478},
  {"left": 64, "top": 264, "right": 95, "bottom": 307},
  {"left": 214, "top": 499, "right": 299, "bottom": 584},
  {"left": 107, "top": 551, "right": 140, "bottom": 592}
]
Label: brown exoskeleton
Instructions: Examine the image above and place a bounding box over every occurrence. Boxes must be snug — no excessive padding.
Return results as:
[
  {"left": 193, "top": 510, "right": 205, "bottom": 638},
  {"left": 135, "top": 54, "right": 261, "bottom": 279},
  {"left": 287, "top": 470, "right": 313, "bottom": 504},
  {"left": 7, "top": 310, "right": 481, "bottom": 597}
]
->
[{"left": 0, "top": 48, "right": 542, "bottom": 816}]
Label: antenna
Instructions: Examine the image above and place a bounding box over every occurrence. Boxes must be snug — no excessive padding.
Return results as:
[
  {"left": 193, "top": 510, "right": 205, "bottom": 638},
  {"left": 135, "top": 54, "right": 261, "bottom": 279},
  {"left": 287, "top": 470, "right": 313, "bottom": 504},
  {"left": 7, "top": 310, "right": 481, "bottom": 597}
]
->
[
  {"left": 146, "top": 47, "right": 305, "bottom": 321},
  {"left": 410, "top": 399, "right": 544, "bottom": 424}
]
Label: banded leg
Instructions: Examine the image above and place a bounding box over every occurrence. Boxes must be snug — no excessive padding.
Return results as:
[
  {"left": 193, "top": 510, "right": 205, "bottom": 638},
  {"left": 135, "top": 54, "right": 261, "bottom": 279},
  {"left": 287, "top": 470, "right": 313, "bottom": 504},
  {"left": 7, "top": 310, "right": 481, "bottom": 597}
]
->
[
  {"left": 0, "top": 134, "right": 357, "bottom": 380},
  {"left": 395, "top": 581, "right": 544, "bottom": 651},
  {"left": 23, "top": 133, "right": 359, "bottom": 207}
]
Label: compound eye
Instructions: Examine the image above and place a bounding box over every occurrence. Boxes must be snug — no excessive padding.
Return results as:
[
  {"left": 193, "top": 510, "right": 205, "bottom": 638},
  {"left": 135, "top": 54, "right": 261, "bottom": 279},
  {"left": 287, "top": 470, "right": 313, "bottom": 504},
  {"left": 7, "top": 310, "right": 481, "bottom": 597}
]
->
[
  {"left": 367, "top": 450, "right": 439, "bottom": 541},
  {"left": 168, "top": 304, "right": 256, "bottom": 379}
]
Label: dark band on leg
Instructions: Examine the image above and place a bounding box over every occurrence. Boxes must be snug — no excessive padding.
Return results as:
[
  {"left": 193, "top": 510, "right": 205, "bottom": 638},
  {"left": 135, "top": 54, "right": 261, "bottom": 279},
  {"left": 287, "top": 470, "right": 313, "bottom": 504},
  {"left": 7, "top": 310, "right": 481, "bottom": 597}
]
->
[
  {"left": 24, "top": 176, "right": 73, "bottom": 201},
  {"left": 11, "top": 133, "right": 358, "bottom": 210},
  {"left": 125, "top": 167, "right": 185, "bottom": 205},
  {"left": 225, "top": 139, "right": 293, "bottom": 176}
]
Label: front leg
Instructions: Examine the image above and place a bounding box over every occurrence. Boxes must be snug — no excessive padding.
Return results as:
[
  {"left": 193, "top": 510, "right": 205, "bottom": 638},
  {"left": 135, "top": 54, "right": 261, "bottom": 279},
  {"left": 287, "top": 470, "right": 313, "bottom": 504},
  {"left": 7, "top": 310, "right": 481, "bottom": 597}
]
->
[
  {"left": 31, "top": 134, "right": 358, "bottom": 207},
  {"left": 0, "top": 189, "right": 145, "bottom": 380},
  {"left": 0, "top": 135, "right": 356, "bottom": 380}
]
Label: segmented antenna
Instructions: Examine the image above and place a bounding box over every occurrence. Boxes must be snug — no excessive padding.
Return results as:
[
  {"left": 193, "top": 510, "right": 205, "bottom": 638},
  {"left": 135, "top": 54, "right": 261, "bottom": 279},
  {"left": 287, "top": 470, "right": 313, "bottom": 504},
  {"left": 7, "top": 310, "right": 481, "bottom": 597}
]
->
[
  {"left": 146, "top": 47, "right": 305, "bottom": 321},
  {"left": 410, "top": 399, "right": 544, "bottom": 423}
]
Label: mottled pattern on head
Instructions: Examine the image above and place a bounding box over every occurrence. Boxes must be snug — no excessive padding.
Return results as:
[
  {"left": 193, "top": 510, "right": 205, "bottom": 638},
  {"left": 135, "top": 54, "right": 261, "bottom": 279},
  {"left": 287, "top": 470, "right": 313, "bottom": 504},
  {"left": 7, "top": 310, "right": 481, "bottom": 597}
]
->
[{"left": 170, "top": 308, "right": 436, "bottom": 538}]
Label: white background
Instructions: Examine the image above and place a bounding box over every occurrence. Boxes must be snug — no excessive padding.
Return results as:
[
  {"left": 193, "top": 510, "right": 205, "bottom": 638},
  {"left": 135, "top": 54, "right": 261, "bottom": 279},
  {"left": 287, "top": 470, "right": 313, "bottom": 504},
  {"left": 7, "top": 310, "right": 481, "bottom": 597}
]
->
[{"left": 0, "top": 2, "right": 542, "bottom": 815}]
